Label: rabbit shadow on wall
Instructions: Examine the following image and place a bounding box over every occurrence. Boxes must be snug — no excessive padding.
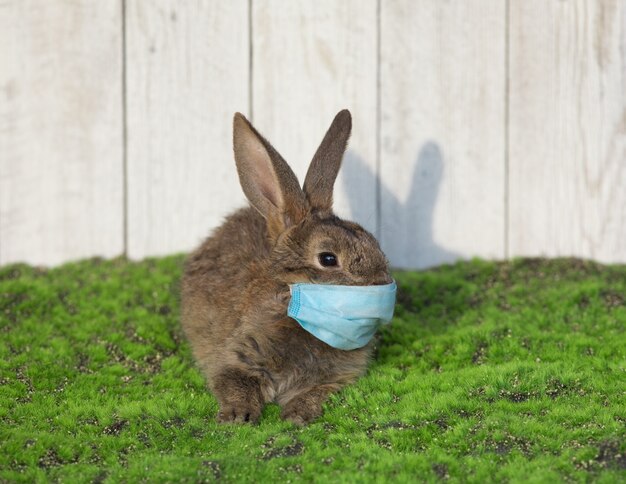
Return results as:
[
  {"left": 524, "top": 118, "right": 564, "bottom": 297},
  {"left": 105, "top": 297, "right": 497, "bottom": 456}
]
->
[{"left": 342, "top": 142, "right": 460, "bottom": 269}]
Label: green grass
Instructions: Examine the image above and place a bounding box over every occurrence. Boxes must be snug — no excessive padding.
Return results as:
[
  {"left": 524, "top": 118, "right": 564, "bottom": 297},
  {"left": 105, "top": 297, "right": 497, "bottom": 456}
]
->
[{"left": 1, "top": 256, "right": 625, "bottom": 483}]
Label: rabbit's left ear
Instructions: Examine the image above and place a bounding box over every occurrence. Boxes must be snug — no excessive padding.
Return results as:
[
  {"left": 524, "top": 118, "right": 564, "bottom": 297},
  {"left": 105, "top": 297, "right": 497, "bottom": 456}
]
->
[
  {"left": 233, "top": 113, "right": 307, "bottom": 238},
  {"left": 303, "top": 109, "right": 352, "bottom": 211}
]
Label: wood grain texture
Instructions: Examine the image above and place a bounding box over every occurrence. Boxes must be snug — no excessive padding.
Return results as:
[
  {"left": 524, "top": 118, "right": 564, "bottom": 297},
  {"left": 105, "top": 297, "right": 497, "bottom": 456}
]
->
[
  {"left": 508, "top": 0, "right": 626, "bottom": 262},
  {"left": 2, "top": 1, "right": 625, "bottom": 268},
  {"left": 125, "top": 0, "right": 249, "bottom": 259},
  {"left": 379, "top": 0, "right": 506, "bottom": 268},
  {"left": 0, "top": 1, "right": 123, "bottom": 266},
  {"left": 252, "top": 0, "right": 378, "bottom": 235}
]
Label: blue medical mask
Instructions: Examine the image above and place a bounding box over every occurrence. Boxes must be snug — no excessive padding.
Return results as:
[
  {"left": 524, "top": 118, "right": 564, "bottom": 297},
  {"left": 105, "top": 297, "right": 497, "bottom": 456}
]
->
[{"left": 287, "top": 281, "right": 397, "bottom": 350}]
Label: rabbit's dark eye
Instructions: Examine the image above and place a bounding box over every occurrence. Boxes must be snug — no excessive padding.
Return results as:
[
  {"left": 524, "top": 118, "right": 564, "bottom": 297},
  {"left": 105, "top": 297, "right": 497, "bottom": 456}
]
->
[{"left": 318, "top": 252, "right": 338, "bottom": 267}]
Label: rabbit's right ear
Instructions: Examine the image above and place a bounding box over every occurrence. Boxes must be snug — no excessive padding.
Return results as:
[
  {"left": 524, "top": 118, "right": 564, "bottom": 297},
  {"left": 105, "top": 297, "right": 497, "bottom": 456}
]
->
[
  {"left": 303, "top": 109, "right": 352, "bottom": 212},
  {"left": 233, "top": 113, "right": 307, "bottom": 239}
]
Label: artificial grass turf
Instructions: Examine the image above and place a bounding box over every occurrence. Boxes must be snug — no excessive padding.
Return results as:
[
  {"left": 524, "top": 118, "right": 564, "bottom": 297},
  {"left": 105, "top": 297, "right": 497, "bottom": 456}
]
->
[{"left": 0, "top": 256, "right": 624, "bottom": 483}]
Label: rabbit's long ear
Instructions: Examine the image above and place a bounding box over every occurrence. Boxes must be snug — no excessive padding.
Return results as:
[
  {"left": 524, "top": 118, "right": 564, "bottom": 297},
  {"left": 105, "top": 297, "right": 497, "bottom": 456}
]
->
[
  {"left": 303, "top": 109, "right": 352, "bottom": 211},
  {"left": 233, "top": 113, "right": 306, "bottom": 238}
]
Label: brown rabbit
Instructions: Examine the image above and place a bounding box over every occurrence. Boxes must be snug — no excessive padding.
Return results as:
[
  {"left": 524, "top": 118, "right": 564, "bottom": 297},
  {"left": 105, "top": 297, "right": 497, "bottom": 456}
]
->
[{"left": 181, "top": 110, "right": 393, "bottom": 425}]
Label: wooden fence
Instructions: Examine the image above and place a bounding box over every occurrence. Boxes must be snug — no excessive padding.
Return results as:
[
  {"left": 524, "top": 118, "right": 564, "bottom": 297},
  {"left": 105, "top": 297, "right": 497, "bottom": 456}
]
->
[{"left": 1, "top": 1, "right": 624, "bottom": 268}]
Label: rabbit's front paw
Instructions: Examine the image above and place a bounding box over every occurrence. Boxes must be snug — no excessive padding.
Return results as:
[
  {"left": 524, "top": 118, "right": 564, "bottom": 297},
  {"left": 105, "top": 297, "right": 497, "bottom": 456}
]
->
[
  {"left": 280, "top": 384, "right": 340, "bottom": 426},
  {"left": 217, "top": 403, "right": 261, "bottom": 424},
  {"left": 281, "top": 401, "right": 323, "bottom": 426},
  {"left": 213, "top": 368, "right": 264, "bottom": 424}
]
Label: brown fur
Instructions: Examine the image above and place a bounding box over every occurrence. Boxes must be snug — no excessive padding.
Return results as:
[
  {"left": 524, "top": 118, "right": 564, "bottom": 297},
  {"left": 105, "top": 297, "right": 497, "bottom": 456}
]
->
[{"left": 181, "top": 110, "right": 392, "bottom": 425}]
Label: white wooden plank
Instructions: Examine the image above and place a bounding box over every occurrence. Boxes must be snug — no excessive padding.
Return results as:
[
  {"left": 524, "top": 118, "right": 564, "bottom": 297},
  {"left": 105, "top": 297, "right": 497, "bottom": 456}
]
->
[
  {"left": 379, "top": 1, "right": 506, "bottom": 269},
  {"left": 0, "top": 0, "right": 123, "bottom": 266},
  {"left": 252, "top": 0, "right": 378, "bottom": 236},
  {"left": 126, "top": 0, "right": 249, "bottom": 259},
  {"left": 509, "top": 0, "right": 626, "bottom": 263}
]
